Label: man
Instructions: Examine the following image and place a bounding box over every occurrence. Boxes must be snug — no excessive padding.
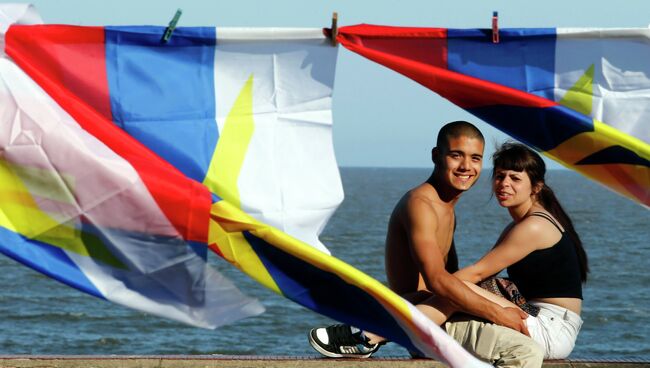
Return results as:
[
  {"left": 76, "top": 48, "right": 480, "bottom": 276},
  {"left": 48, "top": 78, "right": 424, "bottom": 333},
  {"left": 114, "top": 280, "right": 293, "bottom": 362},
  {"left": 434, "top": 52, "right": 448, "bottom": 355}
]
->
[{"left": 309, "top": 121, "right": 543, "bottom": 367}]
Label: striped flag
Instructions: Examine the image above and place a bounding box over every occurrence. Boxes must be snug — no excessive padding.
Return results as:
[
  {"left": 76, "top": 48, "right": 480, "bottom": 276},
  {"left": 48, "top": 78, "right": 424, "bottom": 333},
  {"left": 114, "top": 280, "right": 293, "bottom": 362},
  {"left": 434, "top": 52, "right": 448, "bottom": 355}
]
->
[
  {"left": 1, "top": 6, "right": 489, "bottom": 366},
  {"left": 0, "top": 4, "right": 265, "bottom": 329},
  {"left": 338, "top": 24, "right": 650, "bottom": 207}
]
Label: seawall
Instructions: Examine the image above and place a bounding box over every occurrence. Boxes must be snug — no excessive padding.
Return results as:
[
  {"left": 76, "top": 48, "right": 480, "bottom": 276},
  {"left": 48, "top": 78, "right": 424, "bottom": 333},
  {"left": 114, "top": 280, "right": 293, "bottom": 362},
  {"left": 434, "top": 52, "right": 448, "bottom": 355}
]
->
[{"left": 0, "top": 356, "right": 648, "bottom": 368}]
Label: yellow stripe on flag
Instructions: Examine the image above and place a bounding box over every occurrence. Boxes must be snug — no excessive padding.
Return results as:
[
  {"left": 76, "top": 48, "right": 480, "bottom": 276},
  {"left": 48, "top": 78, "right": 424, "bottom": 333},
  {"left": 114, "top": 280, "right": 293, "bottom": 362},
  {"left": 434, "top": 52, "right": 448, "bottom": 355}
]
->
[
  {"left": 204, "top": 75, "right": 255, "bottom": 207},
  {"left": 549, "top": 64, "right": 649, "bottom": 204},
  {"left": 204, "top": 75, "right": 281, "bottom": 293},
  {"left": 210, "top": 198, "right": 417, "bottom": 330},
  {"left": 559, "top": 64, "right": 594, "bottom": 116},
  {"left": 545, "top": 119, "right": 649, "bottom": 205}
]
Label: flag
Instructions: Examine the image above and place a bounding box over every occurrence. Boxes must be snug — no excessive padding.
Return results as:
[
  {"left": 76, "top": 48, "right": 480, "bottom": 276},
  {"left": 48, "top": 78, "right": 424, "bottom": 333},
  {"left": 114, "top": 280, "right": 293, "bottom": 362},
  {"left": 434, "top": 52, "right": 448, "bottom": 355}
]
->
[
  {"left": 337, "top": 24, "right": 650, "bottom": 207},
  {"left": 1, "top": 6, "right": 489, "bottom": 366},
  {"left": 0, "top": 4, "right": 264, "bottom": 329}
]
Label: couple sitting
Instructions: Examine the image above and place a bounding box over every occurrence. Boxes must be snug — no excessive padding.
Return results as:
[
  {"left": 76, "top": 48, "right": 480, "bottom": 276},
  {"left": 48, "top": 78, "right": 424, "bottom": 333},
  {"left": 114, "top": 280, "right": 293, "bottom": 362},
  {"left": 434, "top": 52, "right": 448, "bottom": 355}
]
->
[{"left": 309, "top": 121, "right": 587, "bottom": 366}]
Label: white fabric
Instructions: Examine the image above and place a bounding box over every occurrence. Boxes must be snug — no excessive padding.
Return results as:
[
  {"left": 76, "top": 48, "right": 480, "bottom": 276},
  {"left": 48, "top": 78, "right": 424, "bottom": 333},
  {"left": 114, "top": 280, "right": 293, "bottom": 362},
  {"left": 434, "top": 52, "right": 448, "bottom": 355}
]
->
[
  {"left": 215, "top": 28, "right": 325, "bottom": 40},
  {"left": 556, "top": 28, "right": 650, "bottom": 144},
  {"left": 0, "top": 3, "right": 42, "bottom": 57},
  {"left": 213, "top": 28, "right": 342, "bottom": 254}
]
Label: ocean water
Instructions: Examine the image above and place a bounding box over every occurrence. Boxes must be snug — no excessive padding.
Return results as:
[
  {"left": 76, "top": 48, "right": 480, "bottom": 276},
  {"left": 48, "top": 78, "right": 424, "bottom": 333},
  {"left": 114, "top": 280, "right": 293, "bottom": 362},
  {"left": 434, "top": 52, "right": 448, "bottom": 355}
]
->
[{"left": 0, "top": 168, "right": 648, "bottom": 359}]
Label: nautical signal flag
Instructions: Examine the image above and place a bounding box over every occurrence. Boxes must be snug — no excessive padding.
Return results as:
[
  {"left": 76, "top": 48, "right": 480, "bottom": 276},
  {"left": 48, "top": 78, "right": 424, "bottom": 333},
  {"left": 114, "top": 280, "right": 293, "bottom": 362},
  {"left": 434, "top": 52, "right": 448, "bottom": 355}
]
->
[
  {"left": 0, "top": 5, "right": 488, "bottom": 368},
  {"left": 337, "top": 24, "right": 650, "bottom": 207}
]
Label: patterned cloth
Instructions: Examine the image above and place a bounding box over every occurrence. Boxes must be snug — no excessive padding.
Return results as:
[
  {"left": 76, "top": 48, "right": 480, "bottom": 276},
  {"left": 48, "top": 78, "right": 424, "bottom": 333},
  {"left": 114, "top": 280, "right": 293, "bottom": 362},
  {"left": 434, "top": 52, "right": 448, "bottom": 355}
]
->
[{"left": 479, "top": 277, "right": 540, "bottom": 317}]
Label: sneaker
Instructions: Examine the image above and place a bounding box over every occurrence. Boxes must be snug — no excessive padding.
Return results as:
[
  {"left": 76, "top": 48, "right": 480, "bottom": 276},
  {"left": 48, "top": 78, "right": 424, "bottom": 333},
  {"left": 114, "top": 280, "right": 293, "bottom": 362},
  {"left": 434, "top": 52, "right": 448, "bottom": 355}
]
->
[{"left": 308, "top": 324, "right": 380, "bottom": 358}]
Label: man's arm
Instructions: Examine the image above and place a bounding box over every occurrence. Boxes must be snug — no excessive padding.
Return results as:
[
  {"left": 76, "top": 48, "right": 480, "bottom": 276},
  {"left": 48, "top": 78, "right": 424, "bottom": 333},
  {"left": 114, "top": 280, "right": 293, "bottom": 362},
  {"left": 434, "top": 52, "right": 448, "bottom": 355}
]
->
[
  {"left": 406, "top": 197, "right": 529, "bottom": 334},
  {"left": 445, "top": 242, "right": 459, "bottom": 273}
]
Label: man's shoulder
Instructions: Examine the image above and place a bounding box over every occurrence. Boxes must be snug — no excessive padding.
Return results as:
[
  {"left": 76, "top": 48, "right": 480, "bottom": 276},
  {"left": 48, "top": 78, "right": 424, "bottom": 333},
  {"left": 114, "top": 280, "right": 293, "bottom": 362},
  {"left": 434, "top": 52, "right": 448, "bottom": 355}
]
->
[
  {"left": 406, "top": 183, "right": 440, "bottom": 206},
  {"left": 400, "top": 185, "right": 444, "bottom": 221}
]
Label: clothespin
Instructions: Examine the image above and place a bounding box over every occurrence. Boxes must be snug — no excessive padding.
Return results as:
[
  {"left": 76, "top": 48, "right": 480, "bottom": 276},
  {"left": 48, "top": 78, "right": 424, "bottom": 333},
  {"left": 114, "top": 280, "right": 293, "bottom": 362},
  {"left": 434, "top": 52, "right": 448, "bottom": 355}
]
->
[
  {"left": 330, "top": 12, "right": 338, "bottom": 46},
  {"left": 492, "top": 11, "right": 499, "bottom": 44},
  {"left": 162, "top": 9, "right": 182, "bottom": 43}
]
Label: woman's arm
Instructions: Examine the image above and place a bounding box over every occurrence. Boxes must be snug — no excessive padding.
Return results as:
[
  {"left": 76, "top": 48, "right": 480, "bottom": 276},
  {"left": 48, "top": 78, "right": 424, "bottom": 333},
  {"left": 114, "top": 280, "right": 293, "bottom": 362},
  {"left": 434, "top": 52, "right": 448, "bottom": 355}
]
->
[{"left": 454, "top": 217, "right": 554, "bottom": 284}]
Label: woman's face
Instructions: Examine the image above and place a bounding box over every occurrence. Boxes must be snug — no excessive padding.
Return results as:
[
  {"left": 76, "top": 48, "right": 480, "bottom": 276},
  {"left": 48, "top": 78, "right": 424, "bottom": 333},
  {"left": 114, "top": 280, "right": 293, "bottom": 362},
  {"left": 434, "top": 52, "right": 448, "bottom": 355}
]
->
[{"left": 493, "top": 168, "right": 535, "bottom": 208}]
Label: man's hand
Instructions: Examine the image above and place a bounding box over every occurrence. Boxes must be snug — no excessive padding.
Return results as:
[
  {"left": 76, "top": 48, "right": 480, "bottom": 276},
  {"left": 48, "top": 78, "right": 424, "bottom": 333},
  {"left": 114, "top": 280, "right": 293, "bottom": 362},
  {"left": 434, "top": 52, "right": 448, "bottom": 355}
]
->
[{"left": 493, "top": 307, "right": 530, "bottom": 336}]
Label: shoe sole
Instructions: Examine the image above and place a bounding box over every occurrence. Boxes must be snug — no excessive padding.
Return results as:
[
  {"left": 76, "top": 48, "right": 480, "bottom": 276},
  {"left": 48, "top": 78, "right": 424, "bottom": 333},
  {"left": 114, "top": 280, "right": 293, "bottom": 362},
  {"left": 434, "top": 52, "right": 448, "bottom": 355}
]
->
[{"left": 307, "top": 329, "right": 373, "bottom": 359}]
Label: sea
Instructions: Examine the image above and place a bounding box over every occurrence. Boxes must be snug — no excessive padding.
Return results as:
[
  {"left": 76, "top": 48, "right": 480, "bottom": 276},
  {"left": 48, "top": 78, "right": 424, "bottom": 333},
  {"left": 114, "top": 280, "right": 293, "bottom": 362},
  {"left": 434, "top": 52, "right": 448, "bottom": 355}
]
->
[{"left": 0, "top": 168, "right": 648, "bottom": 360}]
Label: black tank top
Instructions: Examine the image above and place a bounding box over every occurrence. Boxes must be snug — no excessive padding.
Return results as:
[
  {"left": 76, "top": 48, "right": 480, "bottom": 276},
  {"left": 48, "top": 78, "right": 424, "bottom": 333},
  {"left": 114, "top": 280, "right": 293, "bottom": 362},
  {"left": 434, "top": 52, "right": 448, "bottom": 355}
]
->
[{"left": 506, "top": 212, "right": 583, "bottom": 300}]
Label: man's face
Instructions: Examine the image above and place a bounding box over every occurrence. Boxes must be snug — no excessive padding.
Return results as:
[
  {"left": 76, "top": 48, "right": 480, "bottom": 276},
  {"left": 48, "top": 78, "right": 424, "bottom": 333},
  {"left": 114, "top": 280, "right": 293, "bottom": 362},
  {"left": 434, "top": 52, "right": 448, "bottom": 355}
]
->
[{"left": 439, "top": 136, "right": 484, "bottom": 192}]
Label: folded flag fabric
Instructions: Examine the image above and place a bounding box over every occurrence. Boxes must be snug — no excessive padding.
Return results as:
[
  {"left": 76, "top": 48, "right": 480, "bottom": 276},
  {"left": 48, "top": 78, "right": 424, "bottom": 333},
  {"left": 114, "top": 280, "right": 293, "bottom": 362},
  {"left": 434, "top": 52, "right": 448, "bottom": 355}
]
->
[
  {"left": 0, "top": 6, "right": 491, "bottom": 367},
  {"left": 0, "top": 5, "right": 483, "bottom": 367},
  {"left": 0, "top": 4, "right": 264, "bottom": 329},
  {"left": 337, "top": 24, "right": 650, "bottom": 207}
]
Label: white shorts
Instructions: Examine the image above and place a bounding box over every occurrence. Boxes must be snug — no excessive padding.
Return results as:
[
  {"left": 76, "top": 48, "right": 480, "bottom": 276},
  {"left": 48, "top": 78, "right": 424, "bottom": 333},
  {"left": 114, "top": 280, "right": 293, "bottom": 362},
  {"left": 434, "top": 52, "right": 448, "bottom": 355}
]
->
[{"left": 525, "top": 301, "right": 583, "bottom": 359}]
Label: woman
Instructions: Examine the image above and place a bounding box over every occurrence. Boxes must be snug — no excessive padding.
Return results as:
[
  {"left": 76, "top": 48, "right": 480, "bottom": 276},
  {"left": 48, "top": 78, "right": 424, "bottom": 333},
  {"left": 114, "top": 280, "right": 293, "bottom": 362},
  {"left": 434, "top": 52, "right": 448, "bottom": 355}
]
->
[{"left": 428, "top": 142, "right": 588, "bottom": 359}]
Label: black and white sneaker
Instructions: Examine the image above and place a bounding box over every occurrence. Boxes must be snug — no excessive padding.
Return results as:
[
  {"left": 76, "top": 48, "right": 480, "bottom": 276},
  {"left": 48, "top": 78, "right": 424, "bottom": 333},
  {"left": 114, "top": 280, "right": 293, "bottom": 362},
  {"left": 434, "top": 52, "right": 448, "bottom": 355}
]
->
[{"left": 308, "top": 324, "right": 380, "bottom": 358}]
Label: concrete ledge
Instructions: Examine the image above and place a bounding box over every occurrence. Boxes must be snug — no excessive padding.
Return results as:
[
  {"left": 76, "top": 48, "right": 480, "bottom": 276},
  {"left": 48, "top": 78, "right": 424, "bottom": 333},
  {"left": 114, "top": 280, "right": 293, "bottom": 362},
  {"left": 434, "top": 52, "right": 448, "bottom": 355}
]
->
[{"left": 0, "top": 356, "right": 647, "bottom": 368}]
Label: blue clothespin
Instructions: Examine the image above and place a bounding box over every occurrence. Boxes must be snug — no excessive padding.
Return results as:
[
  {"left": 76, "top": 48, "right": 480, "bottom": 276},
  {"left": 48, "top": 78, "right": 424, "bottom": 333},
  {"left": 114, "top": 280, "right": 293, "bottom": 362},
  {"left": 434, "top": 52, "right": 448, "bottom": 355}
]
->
[
  {"left": 162, "top": 9, "right": 182, "bottom": 43},
  {"left": 492, "top": 11, "right": 499, "bottom": 44}
]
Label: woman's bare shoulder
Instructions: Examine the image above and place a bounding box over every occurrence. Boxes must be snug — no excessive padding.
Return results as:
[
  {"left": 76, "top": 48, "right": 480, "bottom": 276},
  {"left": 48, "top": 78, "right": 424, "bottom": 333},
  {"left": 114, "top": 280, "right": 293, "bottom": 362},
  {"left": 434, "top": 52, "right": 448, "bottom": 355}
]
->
[{"left": 512, "top": 213, "right": 563, "bottom": 249}]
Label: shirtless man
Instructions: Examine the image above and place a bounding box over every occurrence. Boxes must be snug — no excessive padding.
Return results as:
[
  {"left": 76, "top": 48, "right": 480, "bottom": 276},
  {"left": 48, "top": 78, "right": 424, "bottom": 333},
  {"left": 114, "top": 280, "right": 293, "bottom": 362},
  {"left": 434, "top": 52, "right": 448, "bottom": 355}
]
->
[{"left": 309, "top": 121, "right": 543, "bottom": 367}]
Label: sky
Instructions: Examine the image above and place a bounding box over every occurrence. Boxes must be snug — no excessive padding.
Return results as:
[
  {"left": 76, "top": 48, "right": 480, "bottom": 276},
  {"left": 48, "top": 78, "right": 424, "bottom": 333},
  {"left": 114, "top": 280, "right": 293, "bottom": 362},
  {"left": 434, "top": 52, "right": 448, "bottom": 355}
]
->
[{"left": 17, "top": 0, "right": 650, "bottom": 168}]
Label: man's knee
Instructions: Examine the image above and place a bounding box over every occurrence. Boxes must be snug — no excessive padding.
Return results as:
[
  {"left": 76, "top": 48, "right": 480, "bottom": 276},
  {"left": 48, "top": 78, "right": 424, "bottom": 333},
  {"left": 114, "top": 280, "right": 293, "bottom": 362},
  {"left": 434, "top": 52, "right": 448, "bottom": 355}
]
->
[
  {"left": 502, "top": 341, "right": 543, "bottom": 368},
  {"left": 480, "top": 324, "right": 544, "bottom": 368},
  {"left": 445, "top": 317, "right": 498, "bottom": 360}
]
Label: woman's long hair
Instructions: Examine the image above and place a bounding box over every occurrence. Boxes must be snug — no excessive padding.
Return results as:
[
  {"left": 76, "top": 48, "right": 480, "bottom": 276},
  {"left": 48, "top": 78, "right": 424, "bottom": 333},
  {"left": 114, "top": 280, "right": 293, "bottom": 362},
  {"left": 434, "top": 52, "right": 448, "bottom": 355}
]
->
[{"left": 492, "top": 142, "right": 589, "bottom": 282}]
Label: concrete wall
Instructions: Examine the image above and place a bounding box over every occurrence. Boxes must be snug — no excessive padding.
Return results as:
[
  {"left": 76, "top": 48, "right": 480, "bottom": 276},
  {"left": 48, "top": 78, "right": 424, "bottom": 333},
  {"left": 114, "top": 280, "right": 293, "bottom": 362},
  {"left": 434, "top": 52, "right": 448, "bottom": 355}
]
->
[{"left": 0, "top": 356, "right": 648, "bottom": 368}]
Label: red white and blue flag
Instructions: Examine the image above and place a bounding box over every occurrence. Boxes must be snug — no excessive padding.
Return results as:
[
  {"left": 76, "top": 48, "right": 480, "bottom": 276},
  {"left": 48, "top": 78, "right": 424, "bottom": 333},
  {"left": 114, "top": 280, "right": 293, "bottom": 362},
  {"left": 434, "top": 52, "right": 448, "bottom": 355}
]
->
[
  {"left": 0, "top": 4, "right": 266, "bottom": 328},
  {"left": 337, "top": 24, "right": 649, "bottom": 207},
  {"left": 0, "top": 5, "right": 489, "bottom": 368}
]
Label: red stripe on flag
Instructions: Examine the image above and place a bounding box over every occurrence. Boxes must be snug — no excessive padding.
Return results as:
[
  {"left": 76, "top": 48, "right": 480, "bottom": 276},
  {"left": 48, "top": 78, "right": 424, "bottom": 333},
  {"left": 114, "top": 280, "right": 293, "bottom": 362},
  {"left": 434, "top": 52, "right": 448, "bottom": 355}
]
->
[
  {"left": 337, "top": 24, "right": 556, "bottom": 109},
  {"left": 6, "top": 25, "right": 113, "bottom": 120},
  {"left": 337, "top": 24, "right": 447, "bottom": 68},
  {"left": 6, "top": 25, "right": 211, "bottom": 243}
]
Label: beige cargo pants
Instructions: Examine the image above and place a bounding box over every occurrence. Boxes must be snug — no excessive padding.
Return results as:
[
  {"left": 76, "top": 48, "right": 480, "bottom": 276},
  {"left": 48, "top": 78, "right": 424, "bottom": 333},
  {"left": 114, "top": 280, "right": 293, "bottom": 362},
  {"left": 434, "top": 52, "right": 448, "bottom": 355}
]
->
[{"left": 445, "top": 316, "right": 544, "bottom": 368}]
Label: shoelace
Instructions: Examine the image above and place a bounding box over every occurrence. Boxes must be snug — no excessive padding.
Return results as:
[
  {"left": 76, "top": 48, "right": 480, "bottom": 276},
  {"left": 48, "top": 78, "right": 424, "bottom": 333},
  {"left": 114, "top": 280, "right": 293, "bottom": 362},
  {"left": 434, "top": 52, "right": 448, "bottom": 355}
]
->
[{"left": 327, "top": 324, "right": 366, "bottom": 348}]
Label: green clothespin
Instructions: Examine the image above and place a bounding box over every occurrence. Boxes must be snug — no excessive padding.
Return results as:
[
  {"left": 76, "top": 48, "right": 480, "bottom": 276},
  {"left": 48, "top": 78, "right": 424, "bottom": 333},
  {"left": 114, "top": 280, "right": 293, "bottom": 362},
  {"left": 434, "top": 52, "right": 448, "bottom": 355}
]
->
[{"left": 162, "top": 9, "right": 182, "bottom": 43}]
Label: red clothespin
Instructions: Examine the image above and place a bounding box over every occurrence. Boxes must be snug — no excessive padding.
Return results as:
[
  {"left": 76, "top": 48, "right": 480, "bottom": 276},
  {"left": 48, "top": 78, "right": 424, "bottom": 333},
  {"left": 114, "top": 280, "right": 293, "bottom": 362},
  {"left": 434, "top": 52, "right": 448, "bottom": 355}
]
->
[{"left": 492, "top": 11, "right": 499, "bottom": 44}]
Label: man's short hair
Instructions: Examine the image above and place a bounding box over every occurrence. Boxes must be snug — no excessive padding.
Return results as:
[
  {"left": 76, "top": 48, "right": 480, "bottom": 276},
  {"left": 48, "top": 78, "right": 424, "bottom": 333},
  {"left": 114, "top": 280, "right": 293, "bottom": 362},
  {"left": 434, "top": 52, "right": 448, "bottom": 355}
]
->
[{"left": 436, "top": 121, "right": 485, "bottom": 150}]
